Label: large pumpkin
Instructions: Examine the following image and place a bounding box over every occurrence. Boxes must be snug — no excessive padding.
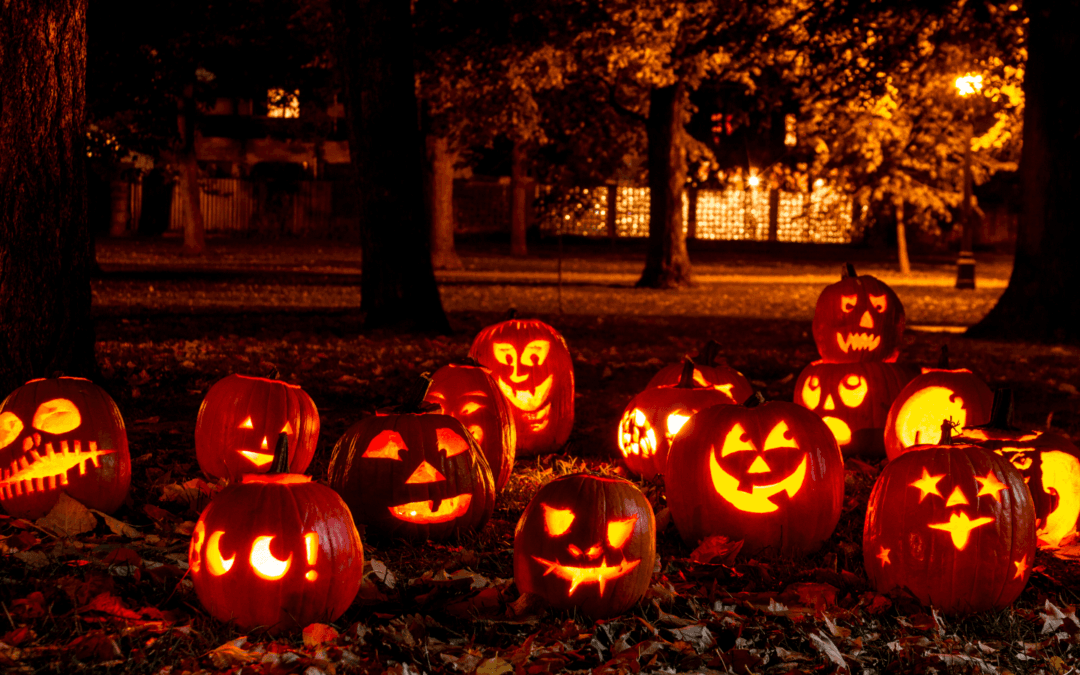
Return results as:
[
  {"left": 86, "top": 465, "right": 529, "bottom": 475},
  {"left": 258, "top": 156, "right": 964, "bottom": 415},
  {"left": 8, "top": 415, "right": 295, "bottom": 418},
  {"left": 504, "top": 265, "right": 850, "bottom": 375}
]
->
[
  {"left": 425, "top": 360, "right": 516, "bottom": 492},
  {"left": 795, "top": 360, "right": 914, "bottom": 458},
  {"left": 195, "top": 374, "right": 319, "bottom": 481},
  {"left": 884, "top": 348, "right": 993, "bottom": 460},
  {"left": 863, "top": 424, "right": 1035, "bottom": 614},
  {"left": 618, "top": 359, "right": 741, "bottom": 479},
  {"left": 645, "top": 340, "right": 754, "bottom": 404},
  {"left": 469, "top": 318, "right": 574, "bottom": 456},
  {"left": 327, "top": 378, "right": 495, "bottom": 542},
  {"left": 514, "top": 473, "right": 655, "bottom": 618},
  {"left": 812, "top": 264, "right": 905, "bottom": 363},
  {"left": 0, "top": 377, "right": 130, "bottom": 519},
  {"left": 189, "top": 435, "right": 364, "bottom": 633},
  {"left": 666, "top": 395, "right": 844, "bottom": 557}
]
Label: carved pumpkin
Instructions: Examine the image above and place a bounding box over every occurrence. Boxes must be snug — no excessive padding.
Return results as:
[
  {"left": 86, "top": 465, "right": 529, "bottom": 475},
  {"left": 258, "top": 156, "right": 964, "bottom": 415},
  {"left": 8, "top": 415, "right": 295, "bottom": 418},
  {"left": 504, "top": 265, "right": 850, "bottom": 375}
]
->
[
  {"left": 666, "top": 394, "right": 844, "bottom": 557},
  {"left": 884, "top": 348, "right": 993, "bottom": 460},
  {"left": 0, "top": 377, "right": 130, "bottom": 519},
  {"left": 795, "top": 360, "right": 914, "bottom": 458},
  {"left": 514, "top": 473, "right": 655, "bottom": 618},
  {"left": 619, "top": 359, "right": 740, "bottom": 479},
  {"left": 813, "top": 264, "right": 905, "bottom": 363},
  {"left": 469, "top": 318, "right": 574, "bottom": 456},
  {"left": 954, "top": 389, "right": 1080, "bottom": 549},
  {"left": 195, "top": 374, "right": 319, "bottom": 481},
  {"left": 327, "top": 377, "right": 495, "bottom": 542},
  {"left": 645, "top": 340, "right": 754, "bottom": 404},
  {"left": 863, "top": 423, "right": 1035, "bottom": 614},
  {"left": 189, "top": 435, "right": 364, "bottom": 633},
  {"left": 424, "top": 359, "right": 516, "bottom": 491}
]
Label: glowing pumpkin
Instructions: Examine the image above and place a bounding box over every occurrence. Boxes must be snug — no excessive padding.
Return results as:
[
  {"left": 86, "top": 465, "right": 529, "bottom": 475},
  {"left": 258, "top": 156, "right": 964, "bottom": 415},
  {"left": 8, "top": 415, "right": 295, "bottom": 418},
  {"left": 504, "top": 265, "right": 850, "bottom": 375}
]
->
[
  {"left": 795, "top": 360, "right": 914, "bottom": 458},
  {"left": 0, "top": 377, "right": 130, "bottom": 519},
  {"left": 195, "top": 374, "right": 319, "bottom": 481},
  {"left": 618, "top": 359, "right": 740, "bottom": 478},
  {"left": 327, "top": 377, "right": 495, "bottom": 542},
  {"left": 424, "top": 360, "right": 516, "bottom": 491},
  {"left": 189, "top": 435, "right": 364, "bottom": 633},
  {"left": 469, "top": 318, "right": 574, "bottom": 456},
  {"left": 645, "top": 340, "right": 754, "bottom": 404},
  {"left": 812, "top": 264, "right": 905, "bottom": 363},
  {"left": 666, "top": 394, "right": 844, "bottom": 557},
  {"left": 863, "top": 423, "right": 1035, "bottom": 614},
  {"left": 514, "top": 473, "right": 655, "bottom": 618}
]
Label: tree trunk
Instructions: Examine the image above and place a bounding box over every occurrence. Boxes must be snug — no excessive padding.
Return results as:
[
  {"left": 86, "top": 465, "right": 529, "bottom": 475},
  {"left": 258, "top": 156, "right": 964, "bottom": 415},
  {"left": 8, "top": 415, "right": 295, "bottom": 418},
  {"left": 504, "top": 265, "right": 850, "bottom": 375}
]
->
[
  {"left": 177, "top": 84, "right": 206, "bottom": 255},
  {"left": 510, "top": 140, "right": 529, "bottom": 257},
  {"left": 335, "top": 0, "right": 450, "bottom": 332},
  {"left": 894, "top": 196, "right": 911, "bottom": 274},
  {"left": 968, "top": 0, "right": 1080, "bottom": 342},
  {"left": 426, "top": 134, "right": 462, "bottom": 270},
  {"left": 0, "top": 0, "right": 96, "bottom": 392},
  {"left": 637, "top": 83, "right": 692, "bottom": 288}
]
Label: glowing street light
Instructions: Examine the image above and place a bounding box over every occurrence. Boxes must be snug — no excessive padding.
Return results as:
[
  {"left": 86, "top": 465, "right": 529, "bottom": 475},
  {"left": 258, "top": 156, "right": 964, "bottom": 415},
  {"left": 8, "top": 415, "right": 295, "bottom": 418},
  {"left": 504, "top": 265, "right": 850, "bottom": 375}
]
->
[
  {"left": 953, "top": 73, "right": 982, "bottom": 290},
  {"left": 747, "top": 173, "right": 760, "bottom": 188}
]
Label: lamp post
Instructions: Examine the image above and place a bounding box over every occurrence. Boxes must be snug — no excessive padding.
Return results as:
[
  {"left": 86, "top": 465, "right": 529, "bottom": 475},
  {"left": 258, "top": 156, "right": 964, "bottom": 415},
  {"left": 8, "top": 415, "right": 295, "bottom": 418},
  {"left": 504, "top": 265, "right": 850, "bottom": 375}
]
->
[{"left": 954, "top": 73, "right": 982, "bottom": 290}]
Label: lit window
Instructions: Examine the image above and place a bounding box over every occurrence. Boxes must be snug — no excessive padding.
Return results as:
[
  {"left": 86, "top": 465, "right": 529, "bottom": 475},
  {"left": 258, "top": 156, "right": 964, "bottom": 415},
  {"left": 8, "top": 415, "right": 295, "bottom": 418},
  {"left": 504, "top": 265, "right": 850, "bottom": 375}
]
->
[{"left": 267, "top": 89, "right": 300, "bottom": 118}]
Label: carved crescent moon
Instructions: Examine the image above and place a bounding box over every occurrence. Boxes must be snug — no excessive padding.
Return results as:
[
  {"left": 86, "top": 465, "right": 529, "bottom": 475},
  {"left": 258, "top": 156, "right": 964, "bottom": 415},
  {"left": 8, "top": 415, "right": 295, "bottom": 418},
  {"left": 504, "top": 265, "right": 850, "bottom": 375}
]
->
[
  {"left": 206, "top": 530, "right": 235, "bottom": 576},
  {"left": 709, "top": 451, "right": 808, "bottom": 514},
  {"left": 249, "top": 535, "right": 293, "bottom": 580}
]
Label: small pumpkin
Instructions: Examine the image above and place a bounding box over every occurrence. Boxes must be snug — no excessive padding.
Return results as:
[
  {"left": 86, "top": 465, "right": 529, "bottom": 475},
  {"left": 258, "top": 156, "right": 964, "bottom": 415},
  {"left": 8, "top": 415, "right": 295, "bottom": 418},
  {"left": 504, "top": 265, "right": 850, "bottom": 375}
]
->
[
  {"left": 863, "top": 422, "right": 1035, "bottom": 614},
  {"left": 666, "top": 394, "right": 844, "bottom": 557},
  {"left": 812, "top": 263, "right": 905, "bottom": 363},
  {"left": 424, "top": 359, "right": 516, "bottom": 491},
  {"left": 514, "top": 473, "right": 655, "bottom": 618},
  {"left": 645, "top": 340, "right": 754, "bottom": 404},
  {"left": 469, "top": 317, "right": 574, "bottom": 456},
  {"left": 195, "top": 373, "right": 319, "bottom": 481},
  {"left": 189, "top": 434, "right": 364, "bottom": 633},
  {"left": 0, "top": 377, "right": 130, "bottom": 519},
  {"left": 327, "top": 376, "right": 495, "bottom": 542},
  {"left": 618, "top": 359, "right": 741, "bottom": 479}
]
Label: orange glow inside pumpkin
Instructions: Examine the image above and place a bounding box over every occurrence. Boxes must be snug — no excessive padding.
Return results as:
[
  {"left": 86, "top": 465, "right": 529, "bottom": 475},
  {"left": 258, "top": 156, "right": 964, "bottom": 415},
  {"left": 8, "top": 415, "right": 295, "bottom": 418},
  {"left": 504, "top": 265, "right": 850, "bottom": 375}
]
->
[
  {"left": 207, "top": 530, "right": 236, "bottom": 576},
  {"left": 618, "top": 408, "right": 657, "bottom": 459},
  {"left": 436, "top": 427, "right": 470, "bottom": 457},
  {"left": 928, "top": 511, "right": 994, "bottom": 550},
  {"left": 543, "top": 504, "right": 575, "bottom": 536},
  {"left": 304, "top": 532, "right": 318, "bottom": 581},
  {"left": 32, "top": 399, "right": 81, "bottom": 434},
  {"left": 491, "top": 340, "right": 555, "bottom": 432},
  {"left": 995, "top": 447, "right": 1080, "bottom": 547},
  {"left": 362, "top": 430, "right": 407, "bottom": 460},
  {"left": 910, "top": 469, "right": 1007, "bottom": 550},
  {"left": 389, "top": 494, "right": 473, "bottom": 524},
  {"left": 895, "top": 386, "right": 969, "bottom": 447},
  {"left": 405, "top": 461, "right": 445, "bottom": 484},
  {"left": 241, "top": 473, "right": 311, "bottom": 484},
  {"left": 531, "top": 556, "right": 640, "bottom": 597},
  {"left": 606, "top": 516, "right": 638, "bottom": 548},
  {"left": 666, "top": 413, "right": 691, "bottom": 437},
  {"left": 250, "top": 535, "right": 293, "bottom": 580},
  {"left": 709, "top": 422, "right": 809, "bottom": 513}
]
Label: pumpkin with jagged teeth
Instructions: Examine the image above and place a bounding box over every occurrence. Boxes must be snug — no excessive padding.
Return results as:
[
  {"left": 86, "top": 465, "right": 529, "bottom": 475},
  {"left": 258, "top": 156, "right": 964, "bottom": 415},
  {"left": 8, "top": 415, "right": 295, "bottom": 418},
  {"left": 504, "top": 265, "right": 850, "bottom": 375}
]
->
[{"left": 812, "top": 263, "right": 905, "bottom": 364}]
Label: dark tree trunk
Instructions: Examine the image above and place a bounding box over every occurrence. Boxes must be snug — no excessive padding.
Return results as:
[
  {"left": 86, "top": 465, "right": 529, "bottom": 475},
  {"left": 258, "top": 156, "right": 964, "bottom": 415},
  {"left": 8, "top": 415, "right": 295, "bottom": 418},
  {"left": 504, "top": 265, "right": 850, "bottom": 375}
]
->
[
  {"left": 177, "top": 84, "right": 206, "bottom": 255},
  {"left": 336, "top": 0, "right": 450, "bottom": 332},
  {"left": 638, "top": 83, "right": 692, "bottom": 288},
  {"left": 137, "top": 167, "right": 173, "bottom": 237},
  {"left": 894, "top": 196, "right": 911, "bottom": 274},
  {"left": 510, "top": 140, "right": 528, "bottom": 257},
  {"left": 0, "top": 0, "right": 96, "bottom": 393},
  {"left": 968, "top": 0, "right": 1080, "bottom": 342},
  {"left": 426, "top": 135, "right": 462, "bottom": 270}
]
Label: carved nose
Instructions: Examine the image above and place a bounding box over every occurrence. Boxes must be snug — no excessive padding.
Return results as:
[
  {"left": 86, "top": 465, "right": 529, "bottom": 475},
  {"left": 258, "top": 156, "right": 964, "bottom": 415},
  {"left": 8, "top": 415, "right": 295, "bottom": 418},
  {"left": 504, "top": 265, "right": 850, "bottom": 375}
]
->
[
  {"left": 509, "top": 369, "right": 529, "bottom": 383},
  {"left": 405, "top": 461, "right": 446, "bottom": 484},
  {"left": 859, "top": 310, "right": 874, "bottom": 329},
  {"left": 824, "top": 394, "right": 836, "bottom": 411},
  {"left": 568, "top": 543, "right": 603, "bottom": 560}
]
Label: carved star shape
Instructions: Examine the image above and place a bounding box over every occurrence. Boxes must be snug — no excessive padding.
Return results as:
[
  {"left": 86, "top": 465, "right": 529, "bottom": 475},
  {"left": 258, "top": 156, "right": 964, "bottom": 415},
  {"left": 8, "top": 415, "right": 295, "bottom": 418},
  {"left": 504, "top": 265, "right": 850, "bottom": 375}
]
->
[
  {"left": 909, "top": 468, "right": 946, "bottom": 502},
  {"left": 1014, "top": 554, "right": 1028, "bottom": 580},
  {"left": 877, "top": 546, "right": 891, "bottom": 566},
  {"left": 975, "top": 470, "right": 1008, "bottom": 502},
  {"left": 928, "top": 512, "right": 995, "bottom": 550}
]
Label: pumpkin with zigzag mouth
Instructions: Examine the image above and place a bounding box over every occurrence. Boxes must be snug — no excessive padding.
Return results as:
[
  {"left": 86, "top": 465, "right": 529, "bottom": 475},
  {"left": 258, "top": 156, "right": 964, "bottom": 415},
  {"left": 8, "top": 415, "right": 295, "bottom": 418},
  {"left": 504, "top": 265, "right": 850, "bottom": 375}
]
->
[{"left": 812, "top": 264, "right": 905, "bottom": 364}]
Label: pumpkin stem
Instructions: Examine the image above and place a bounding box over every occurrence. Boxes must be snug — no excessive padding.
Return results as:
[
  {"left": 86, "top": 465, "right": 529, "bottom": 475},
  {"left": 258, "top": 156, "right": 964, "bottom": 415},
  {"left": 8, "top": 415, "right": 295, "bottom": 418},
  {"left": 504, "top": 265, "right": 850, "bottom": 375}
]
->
[
  {"left": 451, "top": 356, "right": 483, "bottom": 368},
  {"left": 263, "top": 366, "right": 280, "bottom": 381},
  {"left": 937, "top": 344, "right": 950, "bottom": 370},
  {"left": 842, "top": 263, "right": 857, "bottom": 279},
  {"left": 974, "top": 388, "right": 1020, "bottom": 432},
  {"left": 504, "top": 308, "right": 518, "bottom": 321},
  {"left": 399, "top": 372, "right": 438, "bottom": 413},
  {"left": 743, "top": 391, "right": 765, "bottom": 408},
  {"left": 268, "top": 432, "right": 290, "bottom": 473},
  {"left": 675, "top": 358, "right": 699, "bottom": 389},
  {"left": 697, "top": 340, "right": 723, "bottom": 367},
  {"left": 939, "top": 419, "right": 954, "bottom": 445}
]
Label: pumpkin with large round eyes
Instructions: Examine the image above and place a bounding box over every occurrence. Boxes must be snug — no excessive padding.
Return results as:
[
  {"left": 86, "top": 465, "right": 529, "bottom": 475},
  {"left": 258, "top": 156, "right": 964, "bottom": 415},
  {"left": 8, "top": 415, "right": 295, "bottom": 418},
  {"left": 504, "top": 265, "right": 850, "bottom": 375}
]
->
[
  {"left": 665, "top": 395, "right": 844, "bottom": 557},
  {"left": 514, "top": 473, "right": 656, "bottom": 618},
  {"left": 469, "top": 317, "right": 574, "bottom": 457},
  {"left": 328, "top": 377, "right": 495, "bottom": 542},
  {"left": 195, "top": 374, "right": 319, "bottom": 481},
  {"left": 812, "top": 264, "right": 905, "bottom": 363},
  {"left": 794, "top": 360, "right": 913, "bottom": 458},
  {"left": 189, "top": 435, "right": 364, "bottom": 633},
  {"left": 863, "top": 423, "right": 1035, "bottom": 614},
  {"left": 619, "top": 359, "right": 741, "bottom": 479},
  {"left": 645, "top": 341, "right": 754, "bottom": 404},
  {"left": 0, "top": 377, "right": 130, "bottom": 519},
  {"left": 424, "top": 360, "right": 516, "bottom": 491}
]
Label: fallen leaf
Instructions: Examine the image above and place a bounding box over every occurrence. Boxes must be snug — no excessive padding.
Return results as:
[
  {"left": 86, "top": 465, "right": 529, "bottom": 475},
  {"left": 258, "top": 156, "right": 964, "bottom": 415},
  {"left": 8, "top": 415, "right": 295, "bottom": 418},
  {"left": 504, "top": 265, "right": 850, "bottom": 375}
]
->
[
  {"left": 91, "top": 510, "right": 140, "bottom": 538},
  {"left": 476, "top": 656, "right": 512, "bottom": 675},
  {"left": 303, "top": 623, "right": 339, "bottom": 648},
  {"left": 207, "top": 639, "right": 255, "bottom": 669},
  {"left": 688, "top": 535, "right": 743, "bottom": 565},
  {"left": 36, "top": 493, "right": 97, "bottom": 537},
  {"left": 809, "top": 631, "right": 847, "bottom": 671}
]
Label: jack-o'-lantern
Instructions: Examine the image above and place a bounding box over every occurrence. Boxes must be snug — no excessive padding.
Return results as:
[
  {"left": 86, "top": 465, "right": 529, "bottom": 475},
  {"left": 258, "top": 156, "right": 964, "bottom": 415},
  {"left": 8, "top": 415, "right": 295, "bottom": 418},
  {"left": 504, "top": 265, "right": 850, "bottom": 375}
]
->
[
  {"left": 666, "top": 394, "right": 844, "bottom": 557},
  {"left": 514, "top": 473, "right": 655, "bottom": 618},
  {"left": 812, "top": 264, "right": 905, "bottom": 363},
  {"left": 425, "top": 359, "right": 516, "bottom": 491},
  {"left": 795, "top": 361, "right": 914, "bottom": 458},
  {"left": 195, "top": 374, "right": 319, "bottom": 481},
  {"left": 863, "top": 423, "right": 1035, "bottom": 614},
  {"left": 0, "top": 377, "right": 130, "bottom": 519},
  {"left": 327, "top": 376, "right": 495, "bottom": 542},
  {"left": 189, "top": 434, "right": 364, "bottom": 633},
  {"left": 469, "top": 318, "right": 574, "bottom": 456},
  {"left": 884, "top": 347, "right": 993, "bottom": 460},
  {"left": 618, "top": 359, "right": 741, "bottom": 479},
  {"left": 953, "top": 389, "right": 1080, "bottom": 549},
  {"left": 645, "top": 341, "right": 754, "bottom": 404}
]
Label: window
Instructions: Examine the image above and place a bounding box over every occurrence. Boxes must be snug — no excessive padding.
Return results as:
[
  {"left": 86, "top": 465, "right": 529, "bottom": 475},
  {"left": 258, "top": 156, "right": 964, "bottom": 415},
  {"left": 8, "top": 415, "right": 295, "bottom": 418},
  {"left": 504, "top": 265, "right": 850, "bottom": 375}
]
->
[{"left": 267, "top": 89, "right": 300, "bottom": 118}]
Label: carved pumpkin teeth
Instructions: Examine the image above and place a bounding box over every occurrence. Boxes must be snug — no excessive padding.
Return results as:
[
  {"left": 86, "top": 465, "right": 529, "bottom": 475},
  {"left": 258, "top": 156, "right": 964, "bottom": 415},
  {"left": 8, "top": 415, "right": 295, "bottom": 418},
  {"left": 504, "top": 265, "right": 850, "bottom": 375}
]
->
[
  {"left": 389, "top": 494, "right": 472, "bottom": 524},
  {"left": 835, "top": 332, "right": 881, "bottom": 353},
  {"left": 531, "top": 556, "right": 641, "bottom": 597},
  {"left": 0, "top": 440, "right": 112, "bottom": 500},
  {"left": 496, "top": 375, "right": 554, "bottom": 413}
]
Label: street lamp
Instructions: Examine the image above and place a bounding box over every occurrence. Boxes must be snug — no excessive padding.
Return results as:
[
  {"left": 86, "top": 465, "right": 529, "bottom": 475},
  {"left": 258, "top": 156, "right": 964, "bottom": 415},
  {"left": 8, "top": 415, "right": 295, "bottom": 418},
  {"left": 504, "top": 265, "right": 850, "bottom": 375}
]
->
[{"left": 954, "top": 73, "right": 982, "bottom": 289}]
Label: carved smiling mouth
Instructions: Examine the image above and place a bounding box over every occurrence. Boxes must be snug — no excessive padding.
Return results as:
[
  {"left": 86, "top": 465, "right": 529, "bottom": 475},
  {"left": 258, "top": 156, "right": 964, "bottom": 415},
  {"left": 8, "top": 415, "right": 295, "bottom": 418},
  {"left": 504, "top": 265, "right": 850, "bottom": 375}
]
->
[
  {"left": 0, "top": 440, "right": 114, "bottom": 500},
  {"left": 497, "top": 375, "right": 554, "bottom": 431},
  {"left": 836, "top": 332, "right": 881, "bottom": 353},
  {"left": 531, "top": 556, "right": 640, "bottom": 596},
  {"left": 928, "top": 511, "right": 994, "bottom": 550},
  {"left": 389, "top": 494, "right": 472, "bottom": 524}
]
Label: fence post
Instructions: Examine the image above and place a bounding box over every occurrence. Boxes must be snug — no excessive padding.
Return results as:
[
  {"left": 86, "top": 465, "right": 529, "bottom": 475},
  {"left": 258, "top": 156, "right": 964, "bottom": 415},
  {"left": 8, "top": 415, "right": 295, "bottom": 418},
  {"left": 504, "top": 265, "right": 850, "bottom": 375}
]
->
[
  {"left": 768, "top": 187, "right": 780, "bottom": 242},
  {"left": 606, "top": 183, "right": 618, "bottom": 240}
]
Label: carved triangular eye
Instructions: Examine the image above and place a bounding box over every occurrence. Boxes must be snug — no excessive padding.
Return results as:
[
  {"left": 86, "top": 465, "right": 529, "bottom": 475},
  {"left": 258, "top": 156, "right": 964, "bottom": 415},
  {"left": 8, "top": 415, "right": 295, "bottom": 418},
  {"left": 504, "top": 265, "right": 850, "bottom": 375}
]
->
[
  {"left": 762, "top": 421, "right": 795, "bottom": 451},
  {"left": 607, "top": 515, "right": 638, "bottom": 549},
  {"left": 281, "top": 421, "right": 293, "bottom": 434},
  {"left": 720, "top": 423, "right": 756, "bottom": 456},
  {"left": 0, "top": 412, "right": 24, "bottom": 450},
  {"left": 239, "top": 417, "right": 254, "bottom": 429},
  {"left": 542, "top": 504, "right": 574, "bottom": 536},
  {"left": 362, "top": 430, "right": 407, "bottom": 460},
  {"left": 437, "top": 427, "right": 470, "bottom": 457},
  {"left": 32, "top": 399, "right": 81, "bottom": 434}
]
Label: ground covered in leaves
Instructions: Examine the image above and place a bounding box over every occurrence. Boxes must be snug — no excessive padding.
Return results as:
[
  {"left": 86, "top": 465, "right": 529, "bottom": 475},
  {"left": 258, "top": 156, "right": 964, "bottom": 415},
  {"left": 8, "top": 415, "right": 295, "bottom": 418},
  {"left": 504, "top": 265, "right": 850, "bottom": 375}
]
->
[{"left": 2, "top": 238, "right": 1079, "bottom": 674}]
